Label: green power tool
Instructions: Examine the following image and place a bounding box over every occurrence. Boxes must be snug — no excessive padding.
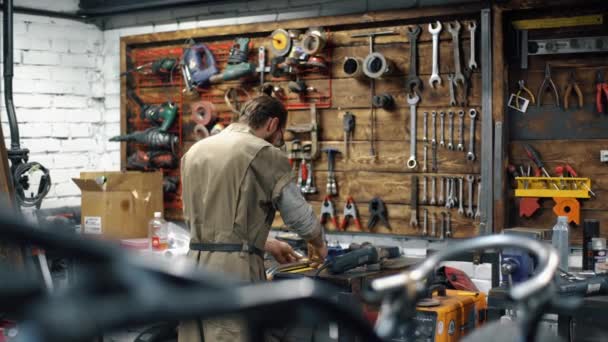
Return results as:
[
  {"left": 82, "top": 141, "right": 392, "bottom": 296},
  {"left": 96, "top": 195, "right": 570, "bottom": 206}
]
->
[
  {"left": 128, "top": 90, "right": 178, "bottom": 132},
  {"left": 209, "top": 37, "right": 256, "bottom": 83}
]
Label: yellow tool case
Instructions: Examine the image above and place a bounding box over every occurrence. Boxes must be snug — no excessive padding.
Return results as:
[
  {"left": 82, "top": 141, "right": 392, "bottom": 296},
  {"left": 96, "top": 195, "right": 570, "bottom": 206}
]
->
[{"left": 410, "top": 289, "right": 487, "bottom": 342}]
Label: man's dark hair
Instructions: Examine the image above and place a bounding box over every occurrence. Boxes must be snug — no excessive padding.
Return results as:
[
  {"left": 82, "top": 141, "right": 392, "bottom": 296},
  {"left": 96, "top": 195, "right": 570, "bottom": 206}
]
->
[{"left": 238, "top": 95, "right": 287, "bottom": 129}]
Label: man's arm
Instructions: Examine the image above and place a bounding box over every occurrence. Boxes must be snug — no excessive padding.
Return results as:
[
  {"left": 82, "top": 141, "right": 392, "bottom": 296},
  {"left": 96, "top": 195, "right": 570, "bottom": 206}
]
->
[{"left": 275, "top": 182, "right": 327, "bottom": 259}]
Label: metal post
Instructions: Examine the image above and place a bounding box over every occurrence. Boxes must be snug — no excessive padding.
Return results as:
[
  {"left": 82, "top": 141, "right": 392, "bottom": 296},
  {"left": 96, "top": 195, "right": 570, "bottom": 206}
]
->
[
  {"left": 480, "top": 8, "right": 493, "bottom": 235},
  {"left": 494, "top": 121, "right": 503, "bottom": 205}
]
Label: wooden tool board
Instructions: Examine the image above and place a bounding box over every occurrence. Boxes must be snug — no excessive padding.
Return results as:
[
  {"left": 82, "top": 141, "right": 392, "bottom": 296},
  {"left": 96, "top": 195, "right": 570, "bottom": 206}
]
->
[
  {"left": 503, "top": 4, "right": 608, "bottom": 244},
  {"left": 120, "top": 4, "right": 487, "bottom": 238}
]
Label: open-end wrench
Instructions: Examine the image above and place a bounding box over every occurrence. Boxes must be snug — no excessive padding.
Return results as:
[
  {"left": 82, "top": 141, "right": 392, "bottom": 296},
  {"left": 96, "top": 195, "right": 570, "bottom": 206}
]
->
[
  {"left": 445, "top": 178, "right": 451, "bottom": 208},
  {"left": 475, "top": 177, "right": 481, "bottom": 219},
  {"left": 467, "top": 21, "right": 478, "bottom": 70},
  {"left": 423, "top": 209, "right": 428, "bottom": 236},
  {"left": 467, "top": 109, "right": 477, "bottom": 161},
  {"left": 410, "top": 175, "right": 419, "bottom": 228},
  {"left": 458, "top": 177, "right": 464, "bottom": 215},
  {"left": 432, "top": 145, "right": 438, "bottom": 172},
  {"left": 438, "top": 176, "right": 444, "bottom": 205},
  {"left": 448, "top": 74, "right": 457, "bottom": 106},
  {"left": 466, "top": 175, "right": 475, "bottom": 217},
  {"left": 447, "top": 111, "right": 455, "bottom": 150},
  {"left": 422, "top": 176, "right": 427, "bottom": 204},
  {"left": 430, "top": 177, "right": 436, "bottom": 205},
  {"left": 428, "top": 21, "right": 442, "bottom": 88},
  {"left": 440, "top": 212, "right": 446, "bottom": 240},
  {"left": 447, "top": 21, "right": 465, "bottom": 86},
  {"left": 446, "top": 212, "right": 452, "bottom": 238},
  {"left": 431, "top": 212, "right": 437, "bottom": 237},
  {"left": 423, "top": 111, "right": 428, "bottom": 143},
  {"left": 423, "top": 145, "right": 428, "bottom": 172},
  {"left": 406, "top": 25, "right": 422, "bottom": 94},
  {"left": 439, "top": 111, "right": 445, "bottom": 148},
  {"left": 457, "top": 110, "right": 465, "bottom": 151},
  {"left": 407, "top": 93, "right": 420, "bottom": 169},
  {"left": 431, "top": 111, "right": 437, "bottom": 145}
]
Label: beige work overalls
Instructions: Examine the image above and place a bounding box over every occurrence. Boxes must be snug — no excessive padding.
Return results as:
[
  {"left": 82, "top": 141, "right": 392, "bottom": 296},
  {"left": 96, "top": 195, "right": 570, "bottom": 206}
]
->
[{"left": 178, "top": 123, "right": 292, "bottom": 342}]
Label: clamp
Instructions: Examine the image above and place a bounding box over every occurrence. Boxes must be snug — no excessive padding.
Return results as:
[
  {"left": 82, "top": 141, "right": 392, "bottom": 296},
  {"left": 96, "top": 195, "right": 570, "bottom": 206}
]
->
[
  {"left": 320, "top": 196, "right": 339, "bottom": 229},
  {"left": 368, "top": 197, "right": 390, "bottom": 230},
  {"left": 564, "top": 71, "right": 583, "bottom": 110},
  {"left": 596, "top": 70, "right": 608, "bottom": 113},
  {"left": 537, "top": 64, "right": 559, "bottom": 108},
  {"left": 340, "top": 196, "right": 362, "bottom": 231},
  {"left": 516, "top": 80, "right": 535, "bottom": 108}
]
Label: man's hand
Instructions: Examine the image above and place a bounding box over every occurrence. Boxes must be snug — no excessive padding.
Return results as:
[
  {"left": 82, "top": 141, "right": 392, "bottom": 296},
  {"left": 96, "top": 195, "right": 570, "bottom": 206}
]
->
[
  {"left": 265, "top": 238, "right": 300, "bottom": 264},
  {"left": 307, "top": 233, "right": 328, "bottom": 268}
]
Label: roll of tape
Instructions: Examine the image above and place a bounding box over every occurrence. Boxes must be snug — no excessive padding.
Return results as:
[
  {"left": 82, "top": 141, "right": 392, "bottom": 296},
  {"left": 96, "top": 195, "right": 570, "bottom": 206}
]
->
[
  {"left": 193, "top": 124, "right": 210, "bottom": 141},
  {"left": 343, "top": 56, "right": 364, "bottom": 78},
  {"left": 363, "top": 52, "right": 393, "bottom": 79},
  {"left": 190, "top": 101, "right": 216, "bottom": 126},
  {"left": 301, "top": 32, "right": 325, "bottom": 55}
]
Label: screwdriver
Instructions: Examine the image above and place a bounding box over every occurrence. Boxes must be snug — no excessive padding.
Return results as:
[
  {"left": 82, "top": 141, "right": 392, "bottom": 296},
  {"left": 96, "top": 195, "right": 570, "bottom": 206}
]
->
[
  {"left": 523, "top": 143, "right": 559, "bottom": 190},
  {"left": 343, "top": 112, "right": 355, "bottom": 160},
  {"left": 565, "top": 164, "right": 596, "bottom": 197}
]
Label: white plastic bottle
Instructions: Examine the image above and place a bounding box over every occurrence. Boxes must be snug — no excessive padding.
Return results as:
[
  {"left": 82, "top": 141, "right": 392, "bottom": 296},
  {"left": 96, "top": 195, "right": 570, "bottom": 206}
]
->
[
  {"left": 552, "top": 216, "right": 570, "bottom": 272},
  {"left": 149, "top": 212, "right": 168, "bottom": 251}
]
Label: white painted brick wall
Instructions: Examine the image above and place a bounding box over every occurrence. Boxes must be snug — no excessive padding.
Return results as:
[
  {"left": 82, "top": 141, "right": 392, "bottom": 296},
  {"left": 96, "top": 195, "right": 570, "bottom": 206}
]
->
[{"left": 0, "top": 8, "right": 108, "bottom": 210}]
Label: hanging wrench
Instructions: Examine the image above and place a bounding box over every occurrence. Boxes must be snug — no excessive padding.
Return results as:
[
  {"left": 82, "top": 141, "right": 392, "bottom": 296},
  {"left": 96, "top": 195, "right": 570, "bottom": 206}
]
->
[
  {"left": 438, "top": 176, "right": 444, "bottom": 205},
  {"left": 466, "top": 175, "right": 475, "bottom": 217},
  {"left": 406, "top": 25, "right": 423, "bottom": 94},
  {"left": 447, "top": 111, "right": 455, "bottom": 150},
  {"left": 445, "top": 178, "right": 451, "bottom": 208},
  {"left": 440, "top": 212, "right": 446, "bottom": 240},
  {"left": 446, "top": 212, "right": 452, "bottom": 238},
  {"left": 431, "top": 212, "right": 437, "bottom": 237},
  {"left": 423, "top": 209, "right": 428, "bottom": 236},
  {"left": 458, "top": 177, "right": 464, "bottom": 215},
  {"left": 430, "top": 177, "right": 436, "bottom": 205},
  {"left": 422, "top": 176, "right": 427, "bottom": 205},
  {"left": 423, "top": 111, "right": 428, "bottom": 143},
  {"left": 448, "top": 74, "right": 457, "bottom": 106},
  {"left": 467, "top": 20, "right": 478, "bottom": 70},
  {"left": 431, "top": 111, "right": 437, "bottom": 145},
  {"left": 457, "top": 110, "right": 465, "bottom": 151},
  {"left": 423, "top": 145, "right": 428, "bottom": 172},
  {"left": 432, "top": 144, "right": 438, "bottom": 172},
  {"left": 428, "top": 21, "right": 442, "bottom": 88},
  {"left": 475, "top": 177, "right": 481, "bottom": 219},
  {"left": 467, "top": 109, "right": 477, "bottom": 161},
  {"left": 447, "top": 21, "right": 465, "bottom": 86},
  {"left": 407, "top": 93, "right": 420, "bottom": 169},
  {"left": 439, "top": 111, "right": 445, "bottom": 148},
  {"left": 410, "top": 175, "right": 419, "bottom": 228}
]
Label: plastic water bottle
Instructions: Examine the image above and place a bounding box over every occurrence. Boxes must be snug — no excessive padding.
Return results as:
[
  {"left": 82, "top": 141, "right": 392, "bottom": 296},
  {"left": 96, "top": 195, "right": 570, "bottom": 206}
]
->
[
  {"left": 149, "top": 212, "right": 168, "bottom": 251},
  {"left": 552, "top": 216, "right": 570, "bottom": 272}
]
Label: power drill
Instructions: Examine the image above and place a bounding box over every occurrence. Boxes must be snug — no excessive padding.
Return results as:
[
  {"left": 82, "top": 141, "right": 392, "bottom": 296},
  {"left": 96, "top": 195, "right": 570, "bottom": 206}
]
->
[
  {"left": 209, "top": 37, "right": 256, "bottom": 83},
  {"left": 128, "top": 91, "right": 178, "bottom": 132}
]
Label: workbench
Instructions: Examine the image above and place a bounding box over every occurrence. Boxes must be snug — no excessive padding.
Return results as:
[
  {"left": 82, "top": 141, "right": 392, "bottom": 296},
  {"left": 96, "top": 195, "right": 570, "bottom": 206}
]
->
[{"left": 487, "top": 286, "right": 608, "bottom": 341}]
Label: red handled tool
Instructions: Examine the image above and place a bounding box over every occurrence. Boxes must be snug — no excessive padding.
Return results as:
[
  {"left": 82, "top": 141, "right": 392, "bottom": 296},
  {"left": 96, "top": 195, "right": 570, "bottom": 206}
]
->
[
  {"left": 340, "top": 196, "right": 362, "bottom": 231},
  {"left": 320, "top": 196, "right": 339, "bottom": 229},
  {"left": 523, "top": 143, "right": 559, "bottom": 190},
  {"left": 596, "top": 71, "right": 608, "bottom": 114}
]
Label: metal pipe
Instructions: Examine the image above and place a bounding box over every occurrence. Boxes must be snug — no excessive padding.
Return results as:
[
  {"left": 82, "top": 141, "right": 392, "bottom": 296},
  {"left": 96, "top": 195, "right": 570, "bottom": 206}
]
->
[
  {"left": 371, "top": 234, "right": 559, "bottom": 302},
  {"left": 3, "top": 0, "right": 20, "bottom": 151}
]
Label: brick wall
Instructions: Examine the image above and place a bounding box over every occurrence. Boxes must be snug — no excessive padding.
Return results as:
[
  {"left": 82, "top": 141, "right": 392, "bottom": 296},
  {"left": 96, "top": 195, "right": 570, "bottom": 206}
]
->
[{"left": 0, "top": 10, "right": 108, "bottom": 209}]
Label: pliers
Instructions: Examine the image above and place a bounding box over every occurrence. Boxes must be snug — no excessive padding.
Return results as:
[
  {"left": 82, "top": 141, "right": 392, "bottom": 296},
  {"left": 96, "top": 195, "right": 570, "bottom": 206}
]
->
[
  {"left": 320, "top": 196, "right": 338, "bottom": 229},
  {"left": 340, "top": 196, "right": 362, "bottom": 231},
  {"left": 515, "top": 80, "right": 535, "bottom": 109},
  {"left": 564, "top": 71, "right": 583, "bottom": 110},
  {"left": 368, "top": 197, "right": 390, "bottom": 230},
  {"left": 537, "top": 64, "right": 559, "bottom": 108},
  {"left": 596, "top": 71, "right": 608, "bottom": 113}
]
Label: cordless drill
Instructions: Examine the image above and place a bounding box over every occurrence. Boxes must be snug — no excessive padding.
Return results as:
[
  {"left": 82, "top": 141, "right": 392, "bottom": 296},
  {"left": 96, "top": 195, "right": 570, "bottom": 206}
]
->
[{"left": 209, "top": 37, "right": 256, "bottom": 83}]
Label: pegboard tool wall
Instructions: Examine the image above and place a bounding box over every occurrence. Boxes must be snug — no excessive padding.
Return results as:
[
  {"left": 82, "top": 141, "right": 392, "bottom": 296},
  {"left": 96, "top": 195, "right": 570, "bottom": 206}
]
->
[
  {"left": 119, "top": 4, "right": 487, "bottom": 238},
  {"left": 503, "top": 5, "right": 608, "bottom": 244}
]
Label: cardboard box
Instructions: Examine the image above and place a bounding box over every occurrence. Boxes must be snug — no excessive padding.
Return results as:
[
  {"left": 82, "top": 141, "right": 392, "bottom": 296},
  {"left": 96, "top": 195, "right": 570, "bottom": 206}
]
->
[{"left": 73, "top": 171, "right": 163, "bottom": 239}]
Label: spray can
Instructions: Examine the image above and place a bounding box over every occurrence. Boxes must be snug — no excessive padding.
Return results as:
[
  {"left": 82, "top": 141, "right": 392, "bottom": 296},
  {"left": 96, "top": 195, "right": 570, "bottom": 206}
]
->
[
  {"left": 592, "top": 238, "right": 607, "bottom": 274},
  {"left": 583, "top": 220, "right": 600, "bottom": 270}
]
